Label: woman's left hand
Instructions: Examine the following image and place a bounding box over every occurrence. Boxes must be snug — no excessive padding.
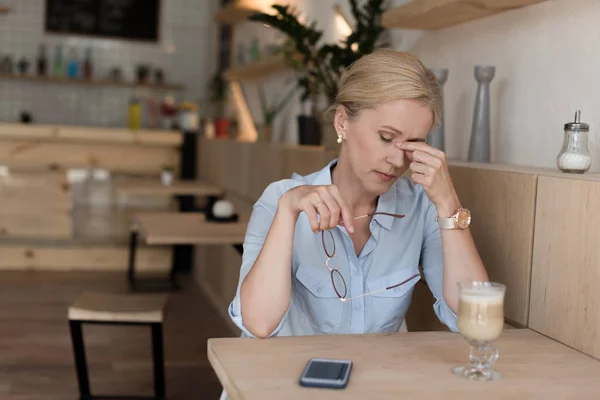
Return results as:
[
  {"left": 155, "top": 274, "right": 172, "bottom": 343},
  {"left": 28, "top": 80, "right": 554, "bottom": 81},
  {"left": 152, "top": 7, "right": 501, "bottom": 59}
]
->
[{"left": 397, "top": 141, "right": 461, "bottom": 216}]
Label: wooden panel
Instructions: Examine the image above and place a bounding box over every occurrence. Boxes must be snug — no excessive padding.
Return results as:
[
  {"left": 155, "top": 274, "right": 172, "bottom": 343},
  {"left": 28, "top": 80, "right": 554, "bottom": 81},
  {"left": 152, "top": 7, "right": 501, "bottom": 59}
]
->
[
  {"left": 0, "top": 171, "right": 71, "bottom": 213},
  {"left": 382, "top": 0, "right": 547, "bottom": 30},
  {"left": 0, "top": 212, "right": 71, "bottom": 239},
  {"left": 246, "top": 142, "right": 284, "bottom": 200},
  {"left": 0, "top": 244, "right": 171, "bottom": 272},
  {"left": 449, "top": 165, "right": 537, "bottom": 326},
  {"left": 0, "top": 139, "right": 179, "bottom": 174},
  {"left": 280, "top": 145, "right": 328, "bottom": 179},
  {"left": 208, "top": 330, "right": 600, "bottom": 400},
  {"left": 529, "top": 176, "right": 600, "bottom": 359}
]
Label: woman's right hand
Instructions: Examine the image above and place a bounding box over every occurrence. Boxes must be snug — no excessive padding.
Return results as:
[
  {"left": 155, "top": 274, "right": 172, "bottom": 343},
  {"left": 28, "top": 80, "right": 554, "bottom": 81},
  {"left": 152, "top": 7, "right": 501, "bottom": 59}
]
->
[{"left": 279, "top": 185, "right": 354, "bottom": 233}]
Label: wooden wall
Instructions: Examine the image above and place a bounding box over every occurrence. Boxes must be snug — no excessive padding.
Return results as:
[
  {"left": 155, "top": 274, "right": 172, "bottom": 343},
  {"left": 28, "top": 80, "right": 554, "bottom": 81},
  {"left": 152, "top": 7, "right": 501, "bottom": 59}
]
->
[
  {"left": 195, "top": 138, "right": 600, "bottom": 359},
  {"left": 0, "top": 123, "right": 181, "bottom": 272},
  {"left": 529, "top": 175, "right": 600, "bottom": 359}
]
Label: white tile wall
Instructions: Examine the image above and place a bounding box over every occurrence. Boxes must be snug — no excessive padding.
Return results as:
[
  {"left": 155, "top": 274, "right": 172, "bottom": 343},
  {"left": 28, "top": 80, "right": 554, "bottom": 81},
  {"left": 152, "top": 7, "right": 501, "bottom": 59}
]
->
[{"left": 0, "top": 0, "right": 219, "bottom": 127}]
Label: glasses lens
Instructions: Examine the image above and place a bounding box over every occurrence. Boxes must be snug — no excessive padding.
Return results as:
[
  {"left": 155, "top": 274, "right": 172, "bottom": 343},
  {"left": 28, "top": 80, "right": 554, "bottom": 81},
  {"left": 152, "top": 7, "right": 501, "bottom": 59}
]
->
[
  {"left": 322, "top": 230, "right": 336, "bottom": 258},
  {"left": 331, "top": 269, "right": 347, "bottom": 299}
]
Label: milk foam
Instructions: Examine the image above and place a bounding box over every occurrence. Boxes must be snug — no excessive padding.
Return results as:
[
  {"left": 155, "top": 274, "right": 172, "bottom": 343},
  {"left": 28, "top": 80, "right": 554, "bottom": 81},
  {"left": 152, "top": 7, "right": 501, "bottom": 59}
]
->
[{"left": 460, "top": 288, "right": 504, "bottom": 305}]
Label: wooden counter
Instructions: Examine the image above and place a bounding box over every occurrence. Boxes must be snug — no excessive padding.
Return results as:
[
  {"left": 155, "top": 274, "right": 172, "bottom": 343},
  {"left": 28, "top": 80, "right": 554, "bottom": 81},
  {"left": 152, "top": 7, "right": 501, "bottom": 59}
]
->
[{"left": 0, "top": 123, "right": 181, "bottom": 174}]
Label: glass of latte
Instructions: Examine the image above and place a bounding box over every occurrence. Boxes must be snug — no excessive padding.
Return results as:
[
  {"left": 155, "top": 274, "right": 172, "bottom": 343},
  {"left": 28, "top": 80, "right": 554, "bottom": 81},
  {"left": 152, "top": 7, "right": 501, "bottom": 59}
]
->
[{"left": 453, "top": 281, "right": 506, "bottom": 381}]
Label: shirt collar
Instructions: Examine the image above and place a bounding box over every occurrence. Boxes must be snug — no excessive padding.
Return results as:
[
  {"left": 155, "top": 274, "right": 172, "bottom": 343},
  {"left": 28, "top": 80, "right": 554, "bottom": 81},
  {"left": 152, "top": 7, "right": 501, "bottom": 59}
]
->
[{"left": 310, "top": 158, "right": 398, "bottom": 231}]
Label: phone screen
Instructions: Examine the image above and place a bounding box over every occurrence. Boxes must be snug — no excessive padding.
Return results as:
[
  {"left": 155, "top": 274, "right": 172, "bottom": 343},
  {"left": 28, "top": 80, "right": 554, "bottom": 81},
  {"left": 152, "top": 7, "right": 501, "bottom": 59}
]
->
[{"left": 305, "top": 360, "right": 349, "bottom": 381}]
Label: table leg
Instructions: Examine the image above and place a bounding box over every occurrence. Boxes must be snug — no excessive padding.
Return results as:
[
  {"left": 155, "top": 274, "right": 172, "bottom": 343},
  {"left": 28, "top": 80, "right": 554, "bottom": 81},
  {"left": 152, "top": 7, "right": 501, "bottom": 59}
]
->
[{"left": 127, "top": 226, "right": 139, "bottom": 291}]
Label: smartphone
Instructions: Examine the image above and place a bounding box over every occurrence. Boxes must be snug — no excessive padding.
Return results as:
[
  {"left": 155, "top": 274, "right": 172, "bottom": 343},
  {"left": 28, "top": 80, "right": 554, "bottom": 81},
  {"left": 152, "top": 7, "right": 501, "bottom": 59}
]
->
[{"left": 299, "top": 358, "right": 353, "bottom": 389}]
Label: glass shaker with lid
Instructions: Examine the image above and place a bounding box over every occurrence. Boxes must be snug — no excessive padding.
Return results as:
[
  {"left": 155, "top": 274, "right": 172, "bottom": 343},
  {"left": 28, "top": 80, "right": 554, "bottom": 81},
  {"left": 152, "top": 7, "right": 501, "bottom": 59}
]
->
[{"left": 557, "top": 110, "right": 592, "bottom": 173}]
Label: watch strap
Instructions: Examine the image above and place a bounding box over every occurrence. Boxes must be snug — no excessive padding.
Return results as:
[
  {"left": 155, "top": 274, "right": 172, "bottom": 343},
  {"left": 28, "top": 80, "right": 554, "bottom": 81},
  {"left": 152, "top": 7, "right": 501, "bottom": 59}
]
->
[{"left": 436, "top": 215, "right": 457, "bottom": 229}]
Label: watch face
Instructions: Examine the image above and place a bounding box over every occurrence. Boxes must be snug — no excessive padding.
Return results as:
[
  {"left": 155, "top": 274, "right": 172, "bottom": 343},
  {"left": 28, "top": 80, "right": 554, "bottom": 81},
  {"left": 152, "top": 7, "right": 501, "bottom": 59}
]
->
[{"left": 456, "top": 209, "right": 471, "bottom": 229}]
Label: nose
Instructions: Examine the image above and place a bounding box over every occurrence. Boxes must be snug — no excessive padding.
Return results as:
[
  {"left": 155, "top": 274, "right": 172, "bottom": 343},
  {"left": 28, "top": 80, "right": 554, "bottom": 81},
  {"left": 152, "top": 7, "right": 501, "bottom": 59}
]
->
[{"left": 386, "top": 142, "right": 405, "bottom": 168}]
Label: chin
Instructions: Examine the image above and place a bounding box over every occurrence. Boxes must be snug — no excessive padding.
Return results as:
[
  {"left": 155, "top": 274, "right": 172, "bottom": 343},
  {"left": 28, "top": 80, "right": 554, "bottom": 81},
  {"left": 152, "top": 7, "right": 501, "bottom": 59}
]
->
[{"left": 367, "top": 179, "right": 396, "bottom": 195}]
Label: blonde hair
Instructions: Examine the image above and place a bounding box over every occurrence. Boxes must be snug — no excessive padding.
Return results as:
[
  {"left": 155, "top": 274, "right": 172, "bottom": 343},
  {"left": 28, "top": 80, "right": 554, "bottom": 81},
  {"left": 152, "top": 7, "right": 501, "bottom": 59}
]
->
[{"left": 326, "top": 49, "right": 442, "bottom": 128}]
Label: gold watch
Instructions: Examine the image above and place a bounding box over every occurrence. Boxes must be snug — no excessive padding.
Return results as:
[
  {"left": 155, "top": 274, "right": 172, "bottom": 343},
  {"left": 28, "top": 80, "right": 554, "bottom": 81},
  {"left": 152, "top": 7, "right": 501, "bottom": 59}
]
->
[{"left": 436, "top": 208, "right": 471, "bottom": 230}]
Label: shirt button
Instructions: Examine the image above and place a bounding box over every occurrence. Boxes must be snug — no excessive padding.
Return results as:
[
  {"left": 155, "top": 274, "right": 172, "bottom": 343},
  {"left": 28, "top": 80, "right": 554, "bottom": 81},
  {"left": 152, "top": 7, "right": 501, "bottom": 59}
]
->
[
  {"left": 316, "top": 287, "right": 323, "bottom": 293},
  {"left": 353, "top": 270, "right": 359, "bottom": 276},
  {"left": 354, "top": 304, "right": 361, "bottom": 311},
  {"left": 394, "top": 287, "right": 401, "bottom": 293}
]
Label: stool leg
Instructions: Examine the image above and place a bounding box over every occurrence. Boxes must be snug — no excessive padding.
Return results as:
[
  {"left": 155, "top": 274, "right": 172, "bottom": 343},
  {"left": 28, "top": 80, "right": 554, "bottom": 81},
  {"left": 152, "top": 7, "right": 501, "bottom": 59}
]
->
[
  {"left": 151, "top": 323, "right": 166, "bottom": 399},
  {"left": 69, "top": 320, "right": 90, "bottom": 399}
]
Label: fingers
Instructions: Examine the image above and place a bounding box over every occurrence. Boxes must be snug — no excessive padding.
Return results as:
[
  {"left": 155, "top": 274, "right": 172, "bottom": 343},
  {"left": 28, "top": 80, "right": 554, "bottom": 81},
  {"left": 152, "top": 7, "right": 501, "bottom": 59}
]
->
[
  {"left": 397, "top": 141, "right": 446, "bottom": 160},
  {"left": 328, "top": 185, "right": 354, "bottom": 233},
  {"left": 300, "top": 185, "right": 352, "bottom": 233},
  {"left": 409, "top": 160, "right": 434, "bottom": 176},
  {"left": 302, "top": 196, "right": 320, "bottom": 233},
  {"left": 317, "top": 187, "right": 341, "bottom": 232},
  {"left": 411, "top": 149, "right": 442, "bottom": 170}
]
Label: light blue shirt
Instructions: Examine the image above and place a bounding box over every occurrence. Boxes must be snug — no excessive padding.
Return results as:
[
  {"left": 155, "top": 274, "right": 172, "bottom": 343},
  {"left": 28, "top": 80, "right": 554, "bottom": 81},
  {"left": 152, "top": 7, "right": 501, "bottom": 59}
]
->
[{"left": 228, "top": 159, "right": 458, "bottom": 337}]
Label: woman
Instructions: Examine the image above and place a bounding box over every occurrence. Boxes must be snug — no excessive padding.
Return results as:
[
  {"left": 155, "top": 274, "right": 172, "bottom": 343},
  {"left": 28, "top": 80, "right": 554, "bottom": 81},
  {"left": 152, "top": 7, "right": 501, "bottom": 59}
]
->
[{"left": 228, "top": 49, "right": 488, "bottom": 339}]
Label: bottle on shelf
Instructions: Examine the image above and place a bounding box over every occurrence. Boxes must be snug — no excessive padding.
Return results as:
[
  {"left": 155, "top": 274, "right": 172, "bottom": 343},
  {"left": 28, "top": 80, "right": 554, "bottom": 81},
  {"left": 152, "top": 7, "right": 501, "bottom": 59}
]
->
[
  {"left": 67, "top": 47, "right": 79, "bottom": 79},
  {"left": 53, "top": 44, "right": 65, "bottom": 78},
  {"left": 83, "top": 47, "right": 93, "bottom": 80},
  {"left": 128, "top": 97, "right": 142, "bottom": 130},
  {"left": 36, "top": 44, "right": 48, "bottom": 77}
]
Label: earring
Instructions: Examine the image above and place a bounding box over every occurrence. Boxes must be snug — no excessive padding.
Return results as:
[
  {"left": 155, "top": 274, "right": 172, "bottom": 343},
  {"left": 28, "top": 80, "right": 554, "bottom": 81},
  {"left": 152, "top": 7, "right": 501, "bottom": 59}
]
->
[{"left": 337, "top": 133, "right": 343, "bottom": 144}]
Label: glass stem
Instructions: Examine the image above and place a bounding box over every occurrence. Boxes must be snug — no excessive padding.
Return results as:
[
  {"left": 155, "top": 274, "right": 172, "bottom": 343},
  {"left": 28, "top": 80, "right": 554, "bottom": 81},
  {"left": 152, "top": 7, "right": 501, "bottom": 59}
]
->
[{"left": 468, "top": 340, "right": 499, "bottom": 371}]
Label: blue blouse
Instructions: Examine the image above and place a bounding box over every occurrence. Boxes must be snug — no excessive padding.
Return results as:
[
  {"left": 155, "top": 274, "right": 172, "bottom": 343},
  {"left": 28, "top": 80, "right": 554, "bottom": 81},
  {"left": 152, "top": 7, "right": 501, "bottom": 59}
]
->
[{"left": 227, "top": 159, "right": 458, "bottom": 337}]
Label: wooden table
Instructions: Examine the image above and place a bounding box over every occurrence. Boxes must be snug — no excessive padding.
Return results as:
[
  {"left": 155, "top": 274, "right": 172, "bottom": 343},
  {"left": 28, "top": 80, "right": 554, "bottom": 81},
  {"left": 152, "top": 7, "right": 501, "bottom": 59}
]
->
[
  {"left": 116, "top": 179, "right": 223, "bottom": 197},
  {"left": 208, "top": 330, "right": 600, "bottom": 399},
  {"left": 129, "top": 212, "right": 248, "bottom": 291},
  {"left": 118, "top": 179, "right": 225, "bottom": 284}
]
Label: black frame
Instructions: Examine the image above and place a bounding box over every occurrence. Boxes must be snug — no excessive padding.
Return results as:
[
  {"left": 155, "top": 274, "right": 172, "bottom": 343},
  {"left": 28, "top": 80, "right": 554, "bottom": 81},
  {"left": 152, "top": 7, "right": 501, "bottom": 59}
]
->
[{"left": 69, "top": 319, "right": 165, "bottom": 400}]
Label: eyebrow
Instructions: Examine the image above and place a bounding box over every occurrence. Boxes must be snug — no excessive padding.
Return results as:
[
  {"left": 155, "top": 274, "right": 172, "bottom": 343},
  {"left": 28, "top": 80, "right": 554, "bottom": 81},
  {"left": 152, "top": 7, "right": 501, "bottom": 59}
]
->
[{"left": 379, "top": 126, "right": 426, "bottom": 142}]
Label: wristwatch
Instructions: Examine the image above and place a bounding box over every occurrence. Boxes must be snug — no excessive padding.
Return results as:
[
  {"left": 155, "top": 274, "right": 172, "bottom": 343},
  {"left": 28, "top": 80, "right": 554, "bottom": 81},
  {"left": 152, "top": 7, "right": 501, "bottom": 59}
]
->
[{"left": 437, "top": 208, "right": 471, "bottom": 230}]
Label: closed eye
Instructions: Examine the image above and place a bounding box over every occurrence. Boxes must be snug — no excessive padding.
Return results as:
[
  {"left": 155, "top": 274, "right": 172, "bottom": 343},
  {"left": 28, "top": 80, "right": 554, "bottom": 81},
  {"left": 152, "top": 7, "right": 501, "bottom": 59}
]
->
[{"left": 378, "top": 132, "right": 394, "bottom": 143}]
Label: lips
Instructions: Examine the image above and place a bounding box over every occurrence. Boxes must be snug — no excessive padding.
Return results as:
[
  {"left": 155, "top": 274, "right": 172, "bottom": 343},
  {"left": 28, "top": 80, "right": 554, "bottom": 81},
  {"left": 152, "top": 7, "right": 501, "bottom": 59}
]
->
[{"left": 375, "top": 171, "right": 396, "bottom": 182}]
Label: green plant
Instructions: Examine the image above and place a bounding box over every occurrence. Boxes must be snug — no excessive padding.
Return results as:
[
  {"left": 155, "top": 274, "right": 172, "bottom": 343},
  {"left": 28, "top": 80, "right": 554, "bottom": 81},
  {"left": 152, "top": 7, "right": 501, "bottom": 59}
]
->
[
  {"left": 249, "top": 0, "right": 387, "bottom": 109},
  {"left": 161, "top": 164, "right": 175, "bottom": 172},
  {"left": 258, "top": 84, "right": 296, "bottom": 126}
]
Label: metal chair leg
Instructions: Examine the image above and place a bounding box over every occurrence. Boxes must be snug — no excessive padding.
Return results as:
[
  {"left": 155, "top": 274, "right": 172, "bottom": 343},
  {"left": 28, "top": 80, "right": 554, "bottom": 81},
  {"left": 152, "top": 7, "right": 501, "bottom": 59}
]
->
[{"left": 69, "top": 320, "right": 91, "bottom": 399}]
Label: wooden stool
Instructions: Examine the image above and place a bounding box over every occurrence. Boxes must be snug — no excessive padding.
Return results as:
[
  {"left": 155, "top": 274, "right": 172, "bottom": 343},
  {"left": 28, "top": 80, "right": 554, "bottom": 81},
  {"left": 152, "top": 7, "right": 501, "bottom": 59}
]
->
[{"left": 68, "top": 292, "right": 168, "bottom": 400}]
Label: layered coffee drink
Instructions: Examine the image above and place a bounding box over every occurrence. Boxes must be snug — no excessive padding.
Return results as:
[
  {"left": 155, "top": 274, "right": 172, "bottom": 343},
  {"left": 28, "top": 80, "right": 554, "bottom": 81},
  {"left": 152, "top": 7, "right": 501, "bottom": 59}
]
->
[{"left": 457, "top": 285, "right": 505, "bottom": 342}]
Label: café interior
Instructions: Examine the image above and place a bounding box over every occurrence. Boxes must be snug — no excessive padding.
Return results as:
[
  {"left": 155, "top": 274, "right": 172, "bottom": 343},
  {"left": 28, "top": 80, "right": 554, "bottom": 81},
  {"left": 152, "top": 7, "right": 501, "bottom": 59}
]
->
[{"left": 1, "top": 0, "right": 599, "bottom": 399}]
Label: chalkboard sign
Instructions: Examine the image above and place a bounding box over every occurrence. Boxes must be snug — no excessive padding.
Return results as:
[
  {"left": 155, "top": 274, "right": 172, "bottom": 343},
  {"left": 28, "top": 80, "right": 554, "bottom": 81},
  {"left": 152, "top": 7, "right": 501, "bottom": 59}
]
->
[{"left": 45, "top": 0, "right": 161, "bottom": 42}]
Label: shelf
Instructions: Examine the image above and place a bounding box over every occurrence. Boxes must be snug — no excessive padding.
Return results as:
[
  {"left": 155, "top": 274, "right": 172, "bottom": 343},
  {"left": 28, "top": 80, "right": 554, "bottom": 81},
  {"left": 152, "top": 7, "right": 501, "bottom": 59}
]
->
[
  {"left": 224, "top": 54, "right": 293, "bottom": 81},
  {"left": 214, "top": 1, "right": 261, "bottom": 25},
  {"left": 0, "top": 74, "right": 184, "bottom": 91},
  {"left": 382, "top": 0, "right": 547, "bottom": 30}
]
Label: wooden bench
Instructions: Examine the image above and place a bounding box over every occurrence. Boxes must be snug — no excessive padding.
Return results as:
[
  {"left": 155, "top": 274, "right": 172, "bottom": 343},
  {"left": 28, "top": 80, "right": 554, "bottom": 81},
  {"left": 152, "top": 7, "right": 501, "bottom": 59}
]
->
[
  {"left": 128, "top": 212, "right": 249, "bottom": 292},
  {"left": 68, "top": 292, "right": 169, "bottom": 400}
]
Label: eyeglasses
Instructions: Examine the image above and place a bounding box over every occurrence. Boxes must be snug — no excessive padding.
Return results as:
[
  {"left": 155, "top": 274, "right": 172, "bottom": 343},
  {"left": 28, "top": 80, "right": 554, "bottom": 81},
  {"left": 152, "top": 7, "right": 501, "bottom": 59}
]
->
[{"left": 322, "top": 212, "right": 420, "bottom": 302}]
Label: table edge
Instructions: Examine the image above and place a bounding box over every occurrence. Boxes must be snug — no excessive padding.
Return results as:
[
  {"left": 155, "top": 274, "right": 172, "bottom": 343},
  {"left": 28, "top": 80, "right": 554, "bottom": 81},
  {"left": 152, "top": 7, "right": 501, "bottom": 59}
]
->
[{"left": 207, "top": 339, "right": 245, "bottom": 400}]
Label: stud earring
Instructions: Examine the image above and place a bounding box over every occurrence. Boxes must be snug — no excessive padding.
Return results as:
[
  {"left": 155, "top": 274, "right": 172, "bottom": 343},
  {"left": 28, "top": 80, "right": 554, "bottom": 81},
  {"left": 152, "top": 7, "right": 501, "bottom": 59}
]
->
[{"left": 337, "top": 133, "right": 343, "bottom": 144}]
